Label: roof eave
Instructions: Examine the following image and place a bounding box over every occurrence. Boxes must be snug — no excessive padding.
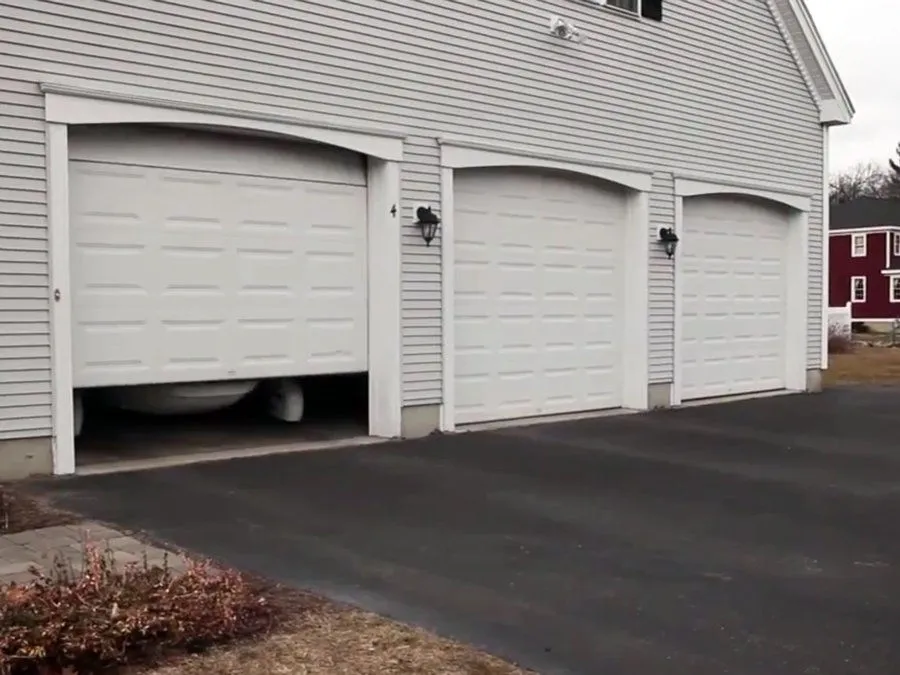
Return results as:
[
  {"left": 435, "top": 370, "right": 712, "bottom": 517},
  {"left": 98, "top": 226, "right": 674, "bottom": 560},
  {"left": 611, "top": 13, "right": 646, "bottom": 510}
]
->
[
  {"left": 789, "top": 0, "right": 856, "bottom": 125},
  {"left": 819, "top": 100, "right": 853, "bottom": 126}
]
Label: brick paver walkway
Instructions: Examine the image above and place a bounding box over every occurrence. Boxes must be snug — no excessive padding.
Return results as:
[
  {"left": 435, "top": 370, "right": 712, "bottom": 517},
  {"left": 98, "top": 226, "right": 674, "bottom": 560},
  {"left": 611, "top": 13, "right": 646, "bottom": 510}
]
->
[{"left": 0, "top": 521, "right": 185, "bottom": 586}]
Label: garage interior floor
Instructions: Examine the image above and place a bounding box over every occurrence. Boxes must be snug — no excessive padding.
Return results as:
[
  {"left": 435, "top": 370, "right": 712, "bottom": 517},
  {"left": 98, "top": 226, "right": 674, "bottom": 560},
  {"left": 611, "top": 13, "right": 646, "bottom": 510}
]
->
[{"left": 75, "top": 374, "right": 369, "bottom": 468}]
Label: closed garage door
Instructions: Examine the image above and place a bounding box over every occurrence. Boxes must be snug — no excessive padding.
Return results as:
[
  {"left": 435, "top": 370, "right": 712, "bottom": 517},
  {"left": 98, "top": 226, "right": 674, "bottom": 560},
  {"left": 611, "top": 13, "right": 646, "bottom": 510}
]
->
[
  {"left": 69, "top": 125, "right": 368, "bottom": 388},
  {"left": 680, "top": 196, "right": 789, "bottom": 400},
  {"left": 453, "top": 168, "right": 627, "bottom": 425}
]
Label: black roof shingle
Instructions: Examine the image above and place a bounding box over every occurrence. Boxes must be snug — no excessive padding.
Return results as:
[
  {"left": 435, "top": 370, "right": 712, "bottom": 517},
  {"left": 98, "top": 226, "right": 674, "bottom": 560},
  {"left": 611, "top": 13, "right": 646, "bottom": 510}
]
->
[{"left": 830, "top": 198, "right": 900, "bottom": 230}]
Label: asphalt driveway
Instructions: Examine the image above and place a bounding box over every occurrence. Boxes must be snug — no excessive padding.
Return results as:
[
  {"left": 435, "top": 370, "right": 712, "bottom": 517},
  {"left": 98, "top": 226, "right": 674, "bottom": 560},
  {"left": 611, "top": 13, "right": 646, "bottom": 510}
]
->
[{"left": 36, "top": 387, "right": 900, "bottom": 674}]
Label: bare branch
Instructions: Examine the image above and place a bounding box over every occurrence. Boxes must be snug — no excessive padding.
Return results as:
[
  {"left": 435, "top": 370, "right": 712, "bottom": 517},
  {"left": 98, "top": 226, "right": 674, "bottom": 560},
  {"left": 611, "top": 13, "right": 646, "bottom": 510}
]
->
[{"left": 829, "top": 161, "right": 889, "bottom": 204}]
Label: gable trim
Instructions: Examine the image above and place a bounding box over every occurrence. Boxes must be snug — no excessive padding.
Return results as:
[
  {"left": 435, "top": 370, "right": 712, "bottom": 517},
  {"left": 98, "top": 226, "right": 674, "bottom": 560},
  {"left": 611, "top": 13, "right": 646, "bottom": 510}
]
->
[
  {"left": 789, "top": 0, "right": 854, "bottom": 123},
  {"left": 765, "top": 0, "right": 854, "bottom": 126}
]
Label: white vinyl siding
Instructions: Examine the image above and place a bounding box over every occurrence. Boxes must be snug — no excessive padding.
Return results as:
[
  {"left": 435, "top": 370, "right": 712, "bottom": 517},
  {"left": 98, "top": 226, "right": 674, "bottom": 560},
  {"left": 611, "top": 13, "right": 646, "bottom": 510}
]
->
[
  {"left": 0, "top": 0, "right": 823, "bottom": 438},
  {"left": 0, "top": 78, "right": 50, "bottom": 440},
  {"left": 649, "top": 172, "right": 676, "bottom": 382},
  {"left": 769, "top": 0, "right": 835, "bottom": 100}
]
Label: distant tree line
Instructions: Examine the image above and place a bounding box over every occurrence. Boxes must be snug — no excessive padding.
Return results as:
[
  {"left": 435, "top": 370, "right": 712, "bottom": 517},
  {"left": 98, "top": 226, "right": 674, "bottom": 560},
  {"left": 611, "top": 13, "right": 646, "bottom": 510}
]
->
[{"left": 829, "top": 142, "right": 900, "bottom": 204}]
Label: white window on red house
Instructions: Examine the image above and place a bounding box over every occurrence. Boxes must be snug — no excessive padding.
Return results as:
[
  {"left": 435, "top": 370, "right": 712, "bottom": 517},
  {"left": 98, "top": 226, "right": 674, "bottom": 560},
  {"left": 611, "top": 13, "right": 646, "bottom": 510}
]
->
[
  {"left": 851, "top": 276, "right": 866, "bottom": 302},
  {"left": 891, "top": 277, "right": 900, "bottom": 303},
  {"left": 852, "top": 233, "right": 867, "bottom": 257},
  {"left": 893, "top": 233, "right": 900, "bottom": 257}
]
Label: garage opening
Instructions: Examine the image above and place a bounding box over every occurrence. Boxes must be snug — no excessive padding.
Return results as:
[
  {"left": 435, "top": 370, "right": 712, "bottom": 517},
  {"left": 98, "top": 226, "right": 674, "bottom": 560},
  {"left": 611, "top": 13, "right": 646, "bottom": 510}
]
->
[
  {"left": 68, "top": 124, "right": 372, "bottom": 469},
  {"left": 75, "top": 374, "right": 369, "bottom": 467}
]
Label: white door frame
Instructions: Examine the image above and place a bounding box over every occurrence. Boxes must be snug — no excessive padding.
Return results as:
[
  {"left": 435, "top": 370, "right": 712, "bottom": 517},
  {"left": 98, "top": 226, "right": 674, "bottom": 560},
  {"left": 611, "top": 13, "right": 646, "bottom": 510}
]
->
[
  {"left": 671, "top": 176, "right": 812, "bottom": 406},
  {"left": 437, "top": 138, "right": 653, "bottom": 432},
  {"left": 41, "top": 83, "right": 405, "bottom": 475}
]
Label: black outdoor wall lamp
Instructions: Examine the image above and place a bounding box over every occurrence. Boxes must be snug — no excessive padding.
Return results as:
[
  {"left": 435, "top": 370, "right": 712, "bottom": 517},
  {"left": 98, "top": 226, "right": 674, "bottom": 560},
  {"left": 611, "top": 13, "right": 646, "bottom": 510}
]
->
[
  {"left": 658, "top": 227, "right": 679, "bottom": 258},
  {"left": 415, "top": 205, "right": 441, "bottom": 246}
]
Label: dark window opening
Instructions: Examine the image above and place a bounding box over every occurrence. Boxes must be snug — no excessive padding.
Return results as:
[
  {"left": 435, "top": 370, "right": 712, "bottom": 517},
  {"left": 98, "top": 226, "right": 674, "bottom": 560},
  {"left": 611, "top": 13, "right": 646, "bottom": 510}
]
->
[{"left": 605, "top": 0, "right": 663, "bottom": 22}]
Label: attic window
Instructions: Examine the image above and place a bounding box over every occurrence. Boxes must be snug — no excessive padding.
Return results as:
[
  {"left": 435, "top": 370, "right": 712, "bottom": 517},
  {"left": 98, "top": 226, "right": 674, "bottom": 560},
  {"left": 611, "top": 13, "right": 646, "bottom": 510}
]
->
[{"left": 604, "top": 0, "right": 663, "bottom": 21}]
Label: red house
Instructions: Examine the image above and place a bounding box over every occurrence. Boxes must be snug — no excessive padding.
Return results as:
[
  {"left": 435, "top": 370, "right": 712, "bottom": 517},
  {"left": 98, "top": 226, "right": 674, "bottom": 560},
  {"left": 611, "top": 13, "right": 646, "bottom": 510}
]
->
[{"left": 829, "top": 198, "right": 900, "bottom": 326}]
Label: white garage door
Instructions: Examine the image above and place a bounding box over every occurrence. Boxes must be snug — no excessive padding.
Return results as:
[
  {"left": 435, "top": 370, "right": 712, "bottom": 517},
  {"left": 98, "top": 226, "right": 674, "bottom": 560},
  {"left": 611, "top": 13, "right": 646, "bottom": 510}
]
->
[
  {"left": 453, "top": 168, "right": 627, "bottom": 425},
  {"left": 69, "top": 126, "right": 368, "bottom": 388},
  {"left": 680, "top": 196, "right": 789, "bottom": 400}
]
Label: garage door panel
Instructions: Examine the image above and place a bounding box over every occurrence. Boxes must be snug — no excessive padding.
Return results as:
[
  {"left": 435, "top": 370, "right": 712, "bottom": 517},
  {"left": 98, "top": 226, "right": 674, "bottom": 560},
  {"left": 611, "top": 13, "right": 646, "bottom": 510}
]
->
[
  {"left": 680, "top": 196, "right": 789, "bottom": 401},
  {"left": 70, "top": 129, "right": 367, "bottom": 388},
  {"left": 454, "top": 168, "right": 626, "bottom": 425}
]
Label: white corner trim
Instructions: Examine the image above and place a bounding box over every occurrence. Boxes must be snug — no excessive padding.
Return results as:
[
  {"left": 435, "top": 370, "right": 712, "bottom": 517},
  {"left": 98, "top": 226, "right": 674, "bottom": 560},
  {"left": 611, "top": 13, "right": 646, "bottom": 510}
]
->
[
  {"left": 789, "top": 210, "right": 810, "bottom": 388},
  {"left": 439, "top": 167, "right": 455, "bottom": 432},
  {"left": 46, "top": 123, "right": 75, "bottom": 476},
  {"left": 885, "top": 232, "right": 892, "bottom": 274},
  {"left": 674, "top": 177, "right": 812, "bottom": 212},
  {"left": 41, "top": 83, "right": 405, "bottom": 161},
  {"left": 671, "top": 193, "right": 684, "bottom": 407},
  {"left": 438, "top": 137, "right": 653, "bottom": 192},
  {"left": 621, "top": 192, "right": 650, "bottom": 410},
  {"left": 367, "top": 159, "right": 404, "bottom": 439}
]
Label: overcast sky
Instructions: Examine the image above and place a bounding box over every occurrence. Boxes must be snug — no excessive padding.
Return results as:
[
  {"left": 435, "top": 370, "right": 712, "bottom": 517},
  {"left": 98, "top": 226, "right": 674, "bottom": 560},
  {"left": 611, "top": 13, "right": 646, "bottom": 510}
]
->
[{"left": 806, "top": 0, "right": 897, "bottom": 172}]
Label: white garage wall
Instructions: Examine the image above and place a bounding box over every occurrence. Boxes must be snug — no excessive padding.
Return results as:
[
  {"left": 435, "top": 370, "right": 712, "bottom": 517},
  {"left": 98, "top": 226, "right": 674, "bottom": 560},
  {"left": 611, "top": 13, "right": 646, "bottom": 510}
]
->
[
  {"left": 1, "top": 0, "right": 827, "bottom": 441},
  {"left": 649, "top": 172, "right": 677, "bottom": 384}
]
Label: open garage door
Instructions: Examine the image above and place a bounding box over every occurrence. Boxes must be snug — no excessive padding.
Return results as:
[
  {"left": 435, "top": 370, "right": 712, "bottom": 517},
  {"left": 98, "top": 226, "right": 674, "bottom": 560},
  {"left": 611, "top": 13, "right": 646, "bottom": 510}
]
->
[
  {"left": 679, "top": 195, "right": 790, "bottom": 400},
  {"left": 68, "top": 125, "right": 368, "bottom": 388},
  {"left": 453, "top": 167, "right": 627, "bottom": 425}
]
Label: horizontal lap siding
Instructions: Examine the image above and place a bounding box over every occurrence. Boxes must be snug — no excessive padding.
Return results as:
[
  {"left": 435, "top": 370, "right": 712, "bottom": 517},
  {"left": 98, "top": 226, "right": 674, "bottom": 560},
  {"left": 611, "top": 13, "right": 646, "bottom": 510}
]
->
[
  {"left": 649, "top": 173, "right": 676, "bottom": 382},
  {"left": 401, "top": 138, "right": 442, "bottom": 403},
  {"left": 0, "top": 78, "right": 51, "bottom": 439},
  {"left": 0, "top": 0, "right": 822, "bottom": 436},
  {"left": 770, "top": 0, "right": 835, "bottom": 99}
]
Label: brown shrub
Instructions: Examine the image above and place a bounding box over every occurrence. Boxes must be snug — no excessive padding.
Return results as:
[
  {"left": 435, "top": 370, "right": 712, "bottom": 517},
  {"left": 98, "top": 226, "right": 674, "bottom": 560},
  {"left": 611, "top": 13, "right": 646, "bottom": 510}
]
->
[
  {"left": 0, "top": 544, "right": 275, "bottom": 674},
  {"left": 828, "top": 325, "right": 854, "bottom": 354}
]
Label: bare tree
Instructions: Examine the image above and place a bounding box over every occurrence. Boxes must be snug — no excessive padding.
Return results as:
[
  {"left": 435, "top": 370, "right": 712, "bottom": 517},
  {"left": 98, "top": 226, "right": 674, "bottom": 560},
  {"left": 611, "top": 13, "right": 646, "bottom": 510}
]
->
[{"left": 829, "top": 161, "right": 889, "bottom": 204}]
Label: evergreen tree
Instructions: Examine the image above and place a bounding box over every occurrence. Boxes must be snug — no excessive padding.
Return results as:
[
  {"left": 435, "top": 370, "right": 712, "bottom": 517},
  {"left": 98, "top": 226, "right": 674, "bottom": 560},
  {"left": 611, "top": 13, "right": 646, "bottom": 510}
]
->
[{"left": 888, "top": 143, "right": 900, "bottom": 197}]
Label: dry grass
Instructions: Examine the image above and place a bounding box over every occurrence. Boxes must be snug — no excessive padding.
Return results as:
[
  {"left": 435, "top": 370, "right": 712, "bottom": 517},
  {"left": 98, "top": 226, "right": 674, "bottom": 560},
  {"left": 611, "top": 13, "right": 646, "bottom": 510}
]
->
[
  {"left": 825, "top": 345, "right": 900, "bottom": 386},
  {"left": 0, "top": 485, "right": 79, "bottom": 534},
  {"left": 1, "top": 496, "right": 529, "bottom": 675},
  {"left": 146, "top": 601, "right": 531, "bottom": 675}
]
